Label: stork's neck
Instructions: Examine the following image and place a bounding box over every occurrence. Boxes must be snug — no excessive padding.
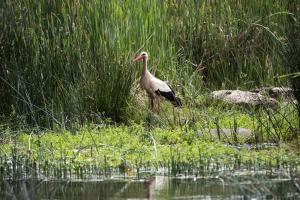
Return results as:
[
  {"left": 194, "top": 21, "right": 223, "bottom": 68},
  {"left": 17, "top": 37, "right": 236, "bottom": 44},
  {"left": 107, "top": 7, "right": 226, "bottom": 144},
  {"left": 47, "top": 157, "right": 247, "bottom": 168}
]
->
[{"left": 141, "top": 57, "right": 148, "bottom": 77}]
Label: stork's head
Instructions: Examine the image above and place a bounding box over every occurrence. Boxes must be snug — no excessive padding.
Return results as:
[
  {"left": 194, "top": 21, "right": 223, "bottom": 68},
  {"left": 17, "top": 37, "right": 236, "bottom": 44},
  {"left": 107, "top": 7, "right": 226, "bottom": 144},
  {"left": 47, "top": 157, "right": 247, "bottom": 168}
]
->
[{"left": 133, "top": 51, "right": 148, "bottom": 63}]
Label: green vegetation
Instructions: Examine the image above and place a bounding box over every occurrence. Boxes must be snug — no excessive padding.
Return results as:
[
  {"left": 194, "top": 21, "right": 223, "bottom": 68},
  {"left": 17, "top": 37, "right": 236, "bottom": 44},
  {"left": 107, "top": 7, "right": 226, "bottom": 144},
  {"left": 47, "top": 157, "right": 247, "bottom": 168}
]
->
[
  {"left": 0, "top": 0, "right": 297, "bottom": 125},
  {"left": 1, "top": 124, "right": 299, "bottom": 179},
  {"left": 0, "top": 0, "right": 299, "bottom": 179},
  {"left": 1, "top": 101, "right": 299, "bottom": 178},
  {"left": 283, "top": 0, "right": 300, "bottom": 119}
]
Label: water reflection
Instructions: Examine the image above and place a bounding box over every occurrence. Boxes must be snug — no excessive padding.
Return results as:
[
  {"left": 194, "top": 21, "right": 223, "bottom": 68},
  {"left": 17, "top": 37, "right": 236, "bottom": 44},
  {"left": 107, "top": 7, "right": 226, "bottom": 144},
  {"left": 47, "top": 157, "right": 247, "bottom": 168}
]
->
[
  {"left": 155, "top": 176, "right": 300, "bottom": 199},
  {"left": 0, "top": 175, "right": 299, "bottom": 199}
]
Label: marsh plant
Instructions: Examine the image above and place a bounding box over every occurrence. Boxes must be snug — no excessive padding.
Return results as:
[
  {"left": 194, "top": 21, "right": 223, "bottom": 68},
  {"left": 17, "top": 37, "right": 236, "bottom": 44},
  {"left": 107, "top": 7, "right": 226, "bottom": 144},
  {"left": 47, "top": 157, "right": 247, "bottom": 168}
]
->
[{"left": 0, "top": 0, "right": 297, "bottom": 127}]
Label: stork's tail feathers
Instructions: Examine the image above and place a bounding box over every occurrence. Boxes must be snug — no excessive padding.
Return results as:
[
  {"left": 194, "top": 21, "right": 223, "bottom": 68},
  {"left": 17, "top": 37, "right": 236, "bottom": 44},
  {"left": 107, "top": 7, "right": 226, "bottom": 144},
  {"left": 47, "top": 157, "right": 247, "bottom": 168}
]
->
[{"left": 155, "top": 90, "right": 182, "bottom": 107}]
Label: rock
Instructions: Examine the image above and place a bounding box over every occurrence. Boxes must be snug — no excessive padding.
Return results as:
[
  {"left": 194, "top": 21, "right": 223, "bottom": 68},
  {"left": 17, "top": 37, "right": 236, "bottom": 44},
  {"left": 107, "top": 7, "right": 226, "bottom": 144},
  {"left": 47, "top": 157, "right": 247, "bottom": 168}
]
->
[
  {"left": 251, "top": 87, "right": 294, "bottom": 101},
  {"left": 212, "top": 90, "right": 277, "bottom": 107},
  {"left": 197, "top": 128, "right": 252, "bottom": 138}
]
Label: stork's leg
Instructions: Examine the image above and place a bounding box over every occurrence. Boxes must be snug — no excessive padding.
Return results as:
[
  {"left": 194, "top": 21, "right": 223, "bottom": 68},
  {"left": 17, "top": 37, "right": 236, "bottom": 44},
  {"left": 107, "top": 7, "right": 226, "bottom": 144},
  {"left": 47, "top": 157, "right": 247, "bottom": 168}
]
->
[
  {"left": 148, "top": 96, "right": 151, "bottom": 110},
  {"left": 150, "top": 97, "right": 154, "bottom": 112},
  {"left": 146, "top": 97, "right": 153, "bottom": 127},
  {"left": 177, "top": 107, "right": 181, "bottom": 126},
  {"left": 147, "top": 96, "right": 153, "bottom": 111},
  {"left": 173, "top": 107, "right": 176, "bottom": 125},
  {"left": 157, "top": 98, "right": 160, "bottom": 114}
]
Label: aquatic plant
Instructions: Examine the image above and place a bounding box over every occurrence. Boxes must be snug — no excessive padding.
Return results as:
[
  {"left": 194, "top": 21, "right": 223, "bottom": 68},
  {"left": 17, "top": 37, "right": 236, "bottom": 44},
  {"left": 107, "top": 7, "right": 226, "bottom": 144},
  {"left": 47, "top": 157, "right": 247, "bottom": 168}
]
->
[{"left": 0, "top": 124, "right": 299, "bottom": 180}]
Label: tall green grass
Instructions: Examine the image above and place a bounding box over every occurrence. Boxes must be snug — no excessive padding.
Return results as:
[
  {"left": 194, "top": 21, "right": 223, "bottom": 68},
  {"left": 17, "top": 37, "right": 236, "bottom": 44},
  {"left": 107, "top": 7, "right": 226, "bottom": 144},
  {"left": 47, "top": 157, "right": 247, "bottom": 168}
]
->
[
  {"left": 283, "top": 1, "right": 300, "bottom": 121},
  {"left": 0, "top": 0, "right": 295, "bottom": 126}
]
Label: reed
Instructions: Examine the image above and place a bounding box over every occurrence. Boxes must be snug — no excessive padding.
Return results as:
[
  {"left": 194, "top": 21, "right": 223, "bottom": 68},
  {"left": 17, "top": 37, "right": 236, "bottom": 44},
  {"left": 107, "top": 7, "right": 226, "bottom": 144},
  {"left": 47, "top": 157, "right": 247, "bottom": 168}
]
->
[
  {"left": 283, "top": 1, "right": 300, "bottom": 121},
  {"left": 0, "top": 0, "right": 295, "bottom": 126}
]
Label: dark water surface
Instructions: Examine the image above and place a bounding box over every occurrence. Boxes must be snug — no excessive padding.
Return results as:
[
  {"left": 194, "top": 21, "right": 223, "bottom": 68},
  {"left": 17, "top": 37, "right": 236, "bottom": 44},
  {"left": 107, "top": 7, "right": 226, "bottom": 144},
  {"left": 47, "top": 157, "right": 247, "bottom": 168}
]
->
[{"left": 1, "top": 175, "right": 299, "bottom": 199}]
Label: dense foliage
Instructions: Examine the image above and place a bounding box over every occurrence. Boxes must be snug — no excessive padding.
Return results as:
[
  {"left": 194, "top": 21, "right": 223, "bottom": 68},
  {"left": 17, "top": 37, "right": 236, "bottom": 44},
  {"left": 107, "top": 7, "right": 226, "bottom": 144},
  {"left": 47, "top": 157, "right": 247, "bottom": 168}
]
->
[
  {"left": 284, "top": 1, "right": 300, "bottom": 120},
  {"left": 0, "top": 0, "right": 297, "bottom": 126}
]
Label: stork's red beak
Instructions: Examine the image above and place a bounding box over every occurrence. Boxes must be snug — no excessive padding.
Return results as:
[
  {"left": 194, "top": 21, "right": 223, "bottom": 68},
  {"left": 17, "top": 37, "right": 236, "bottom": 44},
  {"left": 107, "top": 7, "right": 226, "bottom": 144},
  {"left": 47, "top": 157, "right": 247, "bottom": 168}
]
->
[{"left": 133, "top": 55, "right": 143, "bottom": 63}]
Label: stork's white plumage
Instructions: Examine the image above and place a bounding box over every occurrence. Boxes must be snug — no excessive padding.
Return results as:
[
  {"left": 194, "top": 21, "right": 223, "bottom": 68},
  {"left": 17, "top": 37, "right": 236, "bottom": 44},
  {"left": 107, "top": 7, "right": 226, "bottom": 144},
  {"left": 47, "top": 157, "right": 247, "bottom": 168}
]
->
[
  {"left": 149, "top": 75, "right": 171, "bottom": 92},
  {"left": 133, "top": 51, "right": 182, "bottom": 113}
]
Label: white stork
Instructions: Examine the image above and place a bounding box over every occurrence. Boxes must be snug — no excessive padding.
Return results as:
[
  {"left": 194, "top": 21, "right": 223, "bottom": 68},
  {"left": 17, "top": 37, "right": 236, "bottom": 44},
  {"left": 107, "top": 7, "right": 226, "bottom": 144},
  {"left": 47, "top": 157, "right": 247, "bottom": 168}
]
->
[{"left": 133, "top": 51, "right": 182, "bottom": 113}]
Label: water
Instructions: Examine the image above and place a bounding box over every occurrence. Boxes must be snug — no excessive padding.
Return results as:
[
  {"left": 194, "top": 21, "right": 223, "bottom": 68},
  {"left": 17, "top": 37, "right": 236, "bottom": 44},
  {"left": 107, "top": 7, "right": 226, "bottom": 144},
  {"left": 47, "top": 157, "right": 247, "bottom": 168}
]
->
[{"left": 1, "top": 175, "right": 299, "bottom": 199}]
